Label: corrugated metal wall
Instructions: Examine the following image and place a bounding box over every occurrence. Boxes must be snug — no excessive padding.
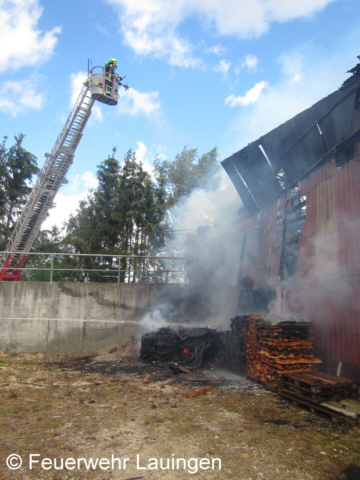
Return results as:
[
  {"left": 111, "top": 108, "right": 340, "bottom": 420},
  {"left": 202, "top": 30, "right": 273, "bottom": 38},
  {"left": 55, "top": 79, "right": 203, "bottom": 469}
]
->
[
  {"left": 298, "top": 147, "right": 360, "bottom": 368},
  {"left": 253, "top": 143, "right": 360, "bottom": 372},
  {"left": 254, "top": 196, "right": 284, "bottom": 289}
]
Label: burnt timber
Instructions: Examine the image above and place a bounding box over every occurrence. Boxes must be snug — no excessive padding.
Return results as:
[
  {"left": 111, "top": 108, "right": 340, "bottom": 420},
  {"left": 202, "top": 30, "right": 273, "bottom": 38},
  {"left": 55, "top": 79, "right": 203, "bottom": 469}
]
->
[{"left": 221, "top": 61, "right": 360, "bottom": 217}]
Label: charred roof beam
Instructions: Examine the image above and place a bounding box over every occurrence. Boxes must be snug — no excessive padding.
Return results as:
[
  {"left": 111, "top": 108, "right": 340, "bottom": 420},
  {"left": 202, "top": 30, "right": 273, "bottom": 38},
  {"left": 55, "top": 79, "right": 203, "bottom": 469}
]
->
[{"left": 222, "top": 61, "right": 360, "bottom": 217}]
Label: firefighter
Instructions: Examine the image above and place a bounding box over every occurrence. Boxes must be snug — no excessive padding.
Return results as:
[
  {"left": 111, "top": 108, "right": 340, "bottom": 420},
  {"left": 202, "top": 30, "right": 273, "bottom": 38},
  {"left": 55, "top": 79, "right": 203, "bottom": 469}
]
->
[{"left": 104, "top": 58, "right": 117, "bottom": 96}]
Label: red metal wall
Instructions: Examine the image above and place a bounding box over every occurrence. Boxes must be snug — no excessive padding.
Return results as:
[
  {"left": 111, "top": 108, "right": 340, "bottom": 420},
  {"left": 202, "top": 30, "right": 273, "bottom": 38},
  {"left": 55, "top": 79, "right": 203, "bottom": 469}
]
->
[
  {"left": 296, "top": 145, "right": 360, "bottom": 369},
  {"left": 253, "top": 143, "right": 360, "bottom": 374}
]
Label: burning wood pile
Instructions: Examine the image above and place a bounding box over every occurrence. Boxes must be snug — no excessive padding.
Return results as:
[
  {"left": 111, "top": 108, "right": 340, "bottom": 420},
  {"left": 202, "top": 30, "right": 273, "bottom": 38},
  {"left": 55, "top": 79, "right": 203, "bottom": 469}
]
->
[
  {"left": 246, "top": 315, "right": 322, "bottom": 389},
  {"left": 140, "top": 326, "right": 218, "bottom": 368},
  {"left": 214, "top": 316, "right": 250, "bottom": 373},
  {"left": 139, "top": 316, "right": 321, "bottom": 385},
  {"left": 140, "top": 327, "right": 180, "bottom": 361},
  {"left": 139, "top": 318, "right": 359, "bottom": 420}
]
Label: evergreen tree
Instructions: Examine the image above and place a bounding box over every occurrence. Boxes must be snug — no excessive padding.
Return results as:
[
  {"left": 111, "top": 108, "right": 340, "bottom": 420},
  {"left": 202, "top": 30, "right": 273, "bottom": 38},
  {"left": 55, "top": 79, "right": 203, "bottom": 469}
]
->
[
  {"left": 0, "top": 138, "right": 9, "bottom": 239},
  {"left": 65, "top": 150, "right": 122, "bottom": 256},
  {"left": 155, "top": 146, "right": 220, "bottom": 209},
  {"left": 24, "top": 226, "right": 67, "bottom": 281},
  {"left": 0, "top": 135, "right": 38, "bottom": 250},
  {"left": 114, "top": 149, "right": 167, "bottom": 281},
  {"left": 92, "top": 148, "right": 122, "bottom": 251},
  {"left": 64, "top": 148, "right": 168, "bottom": 282}
]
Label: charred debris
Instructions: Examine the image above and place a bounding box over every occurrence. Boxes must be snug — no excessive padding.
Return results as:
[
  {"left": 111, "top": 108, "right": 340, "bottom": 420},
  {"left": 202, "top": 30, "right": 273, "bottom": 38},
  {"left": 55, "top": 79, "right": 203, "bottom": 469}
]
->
[
  {"left": 140, "top": 317, "right": 250, "bottom": 373},
  {"left": 139, "top": 316, "right": 319, "bottom": 385},
  {"left": 139, "top": 317, "right": 360, "bottom": 421}
]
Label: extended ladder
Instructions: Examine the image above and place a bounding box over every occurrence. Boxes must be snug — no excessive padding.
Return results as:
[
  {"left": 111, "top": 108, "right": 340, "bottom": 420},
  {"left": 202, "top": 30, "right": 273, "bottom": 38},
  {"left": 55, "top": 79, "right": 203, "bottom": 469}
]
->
[
  {"left": 0, "top": 63, "right": 126, "bottom": 281},
  {"left": 0, "top": 81, "right": 94, "bottom": 280}
]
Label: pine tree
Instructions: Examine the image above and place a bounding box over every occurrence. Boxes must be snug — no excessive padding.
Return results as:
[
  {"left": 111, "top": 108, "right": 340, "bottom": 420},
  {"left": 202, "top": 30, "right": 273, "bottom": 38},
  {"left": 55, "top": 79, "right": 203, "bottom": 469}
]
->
[
  {"left": 0, "top": 135, "right": 38, "bottom": 250},
  {"left": 154, "top": 146, "right": 220, "bottom": 209},
  {"left": 24, "top": 226, "right": 67, "bottom": 281},
  {"left": 64, "top": 148, "right": 168, "bottom": 282},
  {"left": 92, "top": 148, "right": 122, "bottom": 251}
]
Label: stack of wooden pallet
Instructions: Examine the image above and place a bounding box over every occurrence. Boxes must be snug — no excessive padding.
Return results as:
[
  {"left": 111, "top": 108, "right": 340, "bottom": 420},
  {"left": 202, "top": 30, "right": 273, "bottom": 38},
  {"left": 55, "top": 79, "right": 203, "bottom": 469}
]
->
[
  {"left": 246, "top": 315, "right": 322, "bottom": 389},
  {"left": 279, "top": 371, "right": 359, "bottom": 421}
]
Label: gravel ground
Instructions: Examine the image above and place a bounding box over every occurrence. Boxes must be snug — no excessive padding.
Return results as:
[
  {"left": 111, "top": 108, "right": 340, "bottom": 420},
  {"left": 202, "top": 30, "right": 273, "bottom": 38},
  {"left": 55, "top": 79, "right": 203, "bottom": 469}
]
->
[{"left": 0, "top": 348, "right": 360, "bottom": 480}]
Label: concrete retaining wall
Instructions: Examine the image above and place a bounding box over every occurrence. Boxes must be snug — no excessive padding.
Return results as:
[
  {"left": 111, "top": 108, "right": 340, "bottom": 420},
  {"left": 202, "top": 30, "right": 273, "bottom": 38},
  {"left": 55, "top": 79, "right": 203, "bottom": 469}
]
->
[{"left": 0, "top": 282, "right": 181, "bottom": 353}]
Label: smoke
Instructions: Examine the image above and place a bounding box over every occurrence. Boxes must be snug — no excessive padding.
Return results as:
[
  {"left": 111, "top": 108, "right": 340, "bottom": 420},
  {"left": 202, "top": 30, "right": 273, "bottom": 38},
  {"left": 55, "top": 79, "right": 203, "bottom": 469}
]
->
[
  {"left": 141, "top": 174, "right": 244, "bottom": 331},
  {"left": 267, "top": 208, "right": 358, "bottom": 325}
]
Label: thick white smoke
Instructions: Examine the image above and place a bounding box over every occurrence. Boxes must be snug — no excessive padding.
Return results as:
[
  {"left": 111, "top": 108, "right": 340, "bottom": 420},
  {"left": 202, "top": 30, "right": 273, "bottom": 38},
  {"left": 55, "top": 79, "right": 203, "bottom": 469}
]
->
[{"left": 141, "top": 174, "right": 244, "bottom": 331}]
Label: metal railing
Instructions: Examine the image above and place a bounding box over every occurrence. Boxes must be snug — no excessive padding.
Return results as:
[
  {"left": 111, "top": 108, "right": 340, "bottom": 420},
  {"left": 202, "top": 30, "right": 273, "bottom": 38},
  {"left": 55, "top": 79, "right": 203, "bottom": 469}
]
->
[{"left": 0, "top": 252, "right": 188, "bottom": 284}]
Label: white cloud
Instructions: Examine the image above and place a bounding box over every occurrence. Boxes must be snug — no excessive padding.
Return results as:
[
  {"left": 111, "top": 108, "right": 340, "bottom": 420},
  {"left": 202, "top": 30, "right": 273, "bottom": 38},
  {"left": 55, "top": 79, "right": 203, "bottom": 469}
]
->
[
  {"left": 234, "top": 65, "right": 241, "bottom": 76},
  {"left": 223, "top": 46, "right": 358, "bottom": 157},
  {"left": 134, "top": 141, "right": 156, "bottom": 177},
  {"left": 0, "top": 0, "right": 61, "bottom": 73},
  {"left": 70, "top": 71, "right": 88, "bottom": 106},
  {"left": 72, "top": 174, "right": 80, "bottom": 192},
  {"left": 41, "top": 172, "right": 98, "bottom": 230},
  {"left": 94, "top": 22, "right": 111, "bottom": 37},
  {"left": 70, "top": 71, "right": 103, "bottom": 123},
  {"left": 82, "top": 171, "right": 99, "bottom": 190},
  {"left": 118, "top": 87, "right": 161, "bottom": 118},
  {"left": 234, "top": 54, "right": 259, "bottom": 75},
  {"left": 71, "top": 171, "right": 98, "bottom": 193},
  {"left": 225, "top": 80, "right": 269, "bottom": 107},
  {"left": 243, "top": 54, "right": 259, "bottom": 70},
  {"left": 123, "top": 25, "right": 202, "bottom": 68},
  {"left": 0, "top": 76, "right": 44, "bottom": 116},
  {"left": 41, "top": 191, "right": 88, "bottom": 231},
  {"left": 134, "top": 140, "right": 147, "bottom": 162},
  {"left": 291, "top": 72, "right": 303, "bottom": 84},
  {"left": 105, "top": 0, "right": 336, "bottom": 67},
  {"left": 205, "top": 44, "right": 226, "bottom": 55},
  {"left": 214, "top": 59, "right": 231, "bottom": 78}
]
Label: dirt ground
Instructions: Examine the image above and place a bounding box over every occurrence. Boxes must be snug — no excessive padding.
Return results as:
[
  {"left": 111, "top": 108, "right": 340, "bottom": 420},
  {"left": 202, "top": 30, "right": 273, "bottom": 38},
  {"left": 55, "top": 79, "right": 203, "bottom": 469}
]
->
[{"left": 1, "top": 344, "right": 360, "bottom": 480}]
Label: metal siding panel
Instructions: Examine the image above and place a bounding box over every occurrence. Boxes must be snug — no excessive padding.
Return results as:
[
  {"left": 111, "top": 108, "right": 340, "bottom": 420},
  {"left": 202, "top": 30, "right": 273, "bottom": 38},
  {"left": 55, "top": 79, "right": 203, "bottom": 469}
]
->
[
  {"left": 255, "top": 200, "right": 280, "bottom": 288},
  {"left": 300, "top": 158, "right": 337, "bottom": 195},
  {"left": 302, "top": 189, "right": 317, "bottom": 238},
  {"left": 339, "top": 334, "right": 349, "bottom": 363},
  {"left": 329, "top": 333, "right": 360, "bottom": 364},
  {"left": 341, "top": 335, "right": 349, "bottom": 364},
  {"left": 338, "top": 217, "right": 360, "bottom": 277},
  {"left": 336, "top": 155, "right": 360, "bottom": 224},
  {"left": 356, "top": 335, "right": 360, "bottom": 364},
  {"left": 297, "top": 237, "right": 315, "bottom": 280},
  {"left": 345, "top": 291, "right": 354, "bottom": 336},
  {"left": 329, "top": 333, "right": 339, "bottom": 362},
  {"left": 328, "top": 296, "right": 342, "bottom": 334},
  {"left": 347, "top": 334, "right": 355, "bottom": 365},
  {"left": 270, "top": 245, "right": 282, "bottom": 279},
  {"left": 222, "top": 161, "right": 259, "bottom": 215},
  {"left": 315, "top": 176, "right": 338, "bottom": 280},
  {"left": 296, "top": 156, "right": 360, "bottom": 368},
  {"left": 329, "top": 333, "right": 336, "bottom": 360},
  {"left": 350, "top": 282, "right": 360, "bottom": 336}
]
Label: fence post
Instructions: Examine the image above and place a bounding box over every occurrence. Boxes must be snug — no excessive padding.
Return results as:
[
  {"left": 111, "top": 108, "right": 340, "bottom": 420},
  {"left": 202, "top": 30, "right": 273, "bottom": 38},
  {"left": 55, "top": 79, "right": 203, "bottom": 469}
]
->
[
  {"left": 117, "top": 255, "right": 121, "bottom": 283},
  {"left": 50, "top": 254, "right": 54, "bottom": 283}
]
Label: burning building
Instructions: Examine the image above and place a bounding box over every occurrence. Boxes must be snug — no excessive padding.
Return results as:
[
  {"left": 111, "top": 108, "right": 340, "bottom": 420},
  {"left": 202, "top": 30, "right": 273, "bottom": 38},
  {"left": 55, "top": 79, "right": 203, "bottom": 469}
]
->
[{"left": 222, "top": 59, "right": 360, "bottom": 381}]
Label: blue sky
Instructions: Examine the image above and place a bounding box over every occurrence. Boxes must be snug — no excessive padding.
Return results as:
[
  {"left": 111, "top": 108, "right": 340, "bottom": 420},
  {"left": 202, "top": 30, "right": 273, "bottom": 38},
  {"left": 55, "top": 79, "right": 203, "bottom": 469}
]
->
[{"left": 0, "top": 0, "right": 359, "bottom": 230}]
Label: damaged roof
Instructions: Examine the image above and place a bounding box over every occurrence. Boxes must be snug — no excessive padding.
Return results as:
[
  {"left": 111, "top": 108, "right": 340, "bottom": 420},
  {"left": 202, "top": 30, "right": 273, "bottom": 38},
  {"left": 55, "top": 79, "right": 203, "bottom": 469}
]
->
[{"left": 221, "top": 60, "right": 360, "bottom": 216}]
